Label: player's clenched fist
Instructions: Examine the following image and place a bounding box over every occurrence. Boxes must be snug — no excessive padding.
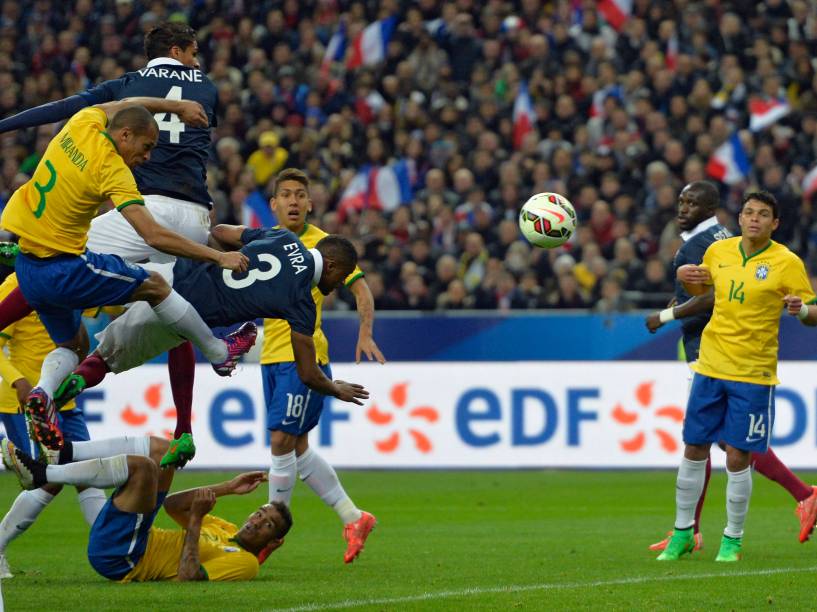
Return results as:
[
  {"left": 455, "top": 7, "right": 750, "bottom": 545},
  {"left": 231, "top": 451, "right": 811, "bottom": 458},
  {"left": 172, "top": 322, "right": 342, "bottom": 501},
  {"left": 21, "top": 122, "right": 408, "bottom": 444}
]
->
[
  {"left": 676, "top": 264, "right": 711, "bottom": 284},
  {"left": 176, "top": 100, "right": 209, "bottom": 127},
  {"left": 217, "top": 250, "right": 249, "bottom": 273},
  {"left": 783, "top": 294, "right": 805, "bottom": 315},
  {"left": 190, "top": 488, "right": 217, "bottom": 517}
]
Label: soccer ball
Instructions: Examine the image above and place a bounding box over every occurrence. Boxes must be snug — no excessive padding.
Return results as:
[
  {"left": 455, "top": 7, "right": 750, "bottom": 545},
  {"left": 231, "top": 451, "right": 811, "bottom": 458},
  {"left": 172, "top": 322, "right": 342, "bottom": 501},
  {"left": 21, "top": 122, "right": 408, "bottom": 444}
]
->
[{"left": 518, "top": 192, "right": 577, "bottom": 249}]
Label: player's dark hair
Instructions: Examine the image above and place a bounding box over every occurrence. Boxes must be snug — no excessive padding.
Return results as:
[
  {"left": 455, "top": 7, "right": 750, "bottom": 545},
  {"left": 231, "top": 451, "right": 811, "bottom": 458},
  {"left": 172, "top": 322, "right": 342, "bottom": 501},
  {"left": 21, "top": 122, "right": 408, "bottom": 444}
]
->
[
  {"left": 109, "top": 105, "right": 158, "bottom": 135},
  {"left": 144, "top": 22, "right": 197, "bottom": 59},
  {"left": 742, "top": 190, "right": 779, "bottom": 219},
  {"left": 273, "top": 168, "right": 310, "bottom": 195},
  {"left": 316, "top": 235, "right": 358, "bottom": 273},
  {"left": 686, "top": 180, "right": 719, "bottom": 211},
  {"left": 270, "top": 501, "right": 293, "bottom": 538}
]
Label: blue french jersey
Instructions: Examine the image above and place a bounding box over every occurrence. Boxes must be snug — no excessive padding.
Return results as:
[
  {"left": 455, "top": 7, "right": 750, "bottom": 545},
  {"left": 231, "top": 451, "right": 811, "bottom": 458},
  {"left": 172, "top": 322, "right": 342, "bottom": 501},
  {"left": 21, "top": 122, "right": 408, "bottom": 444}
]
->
[
  {"left": 672, "top": 218, "right": 731, "bottom": 361},
  {"left": 171, "top": 228, "right": 317, "bottom": 334},
  {"left": 78, "top": 60, "right": 217, "bottom": 207}
]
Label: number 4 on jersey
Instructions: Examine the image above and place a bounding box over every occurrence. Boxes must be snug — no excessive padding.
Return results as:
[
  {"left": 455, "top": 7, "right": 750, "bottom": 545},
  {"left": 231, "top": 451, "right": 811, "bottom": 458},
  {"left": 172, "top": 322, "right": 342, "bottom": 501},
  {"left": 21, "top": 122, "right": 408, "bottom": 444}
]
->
[{"left": 154, "top": 85, "right": 185, "bottom": 144}]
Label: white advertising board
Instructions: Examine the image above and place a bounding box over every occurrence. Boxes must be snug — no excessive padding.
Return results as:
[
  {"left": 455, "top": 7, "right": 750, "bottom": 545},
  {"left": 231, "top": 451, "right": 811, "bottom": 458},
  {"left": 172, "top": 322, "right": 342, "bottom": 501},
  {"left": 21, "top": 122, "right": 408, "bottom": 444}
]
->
[{"left": 55, "top": 362, "right": 817, "bottom": 469}]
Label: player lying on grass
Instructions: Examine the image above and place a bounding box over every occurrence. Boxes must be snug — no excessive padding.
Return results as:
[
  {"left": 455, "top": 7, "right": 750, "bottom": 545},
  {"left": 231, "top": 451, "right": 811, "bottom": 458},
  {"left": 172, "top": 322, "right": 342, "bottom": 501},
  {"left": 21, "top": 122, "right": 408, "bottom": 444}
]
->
[
  {"left": 50, "top": 229, "right": 369, "bottom": 451},
  {"left": 1, "top": 435, "right": 291, "bottom": 581},
  {"left": 645, "top": 181, "right": 817, "bottom": 551}
]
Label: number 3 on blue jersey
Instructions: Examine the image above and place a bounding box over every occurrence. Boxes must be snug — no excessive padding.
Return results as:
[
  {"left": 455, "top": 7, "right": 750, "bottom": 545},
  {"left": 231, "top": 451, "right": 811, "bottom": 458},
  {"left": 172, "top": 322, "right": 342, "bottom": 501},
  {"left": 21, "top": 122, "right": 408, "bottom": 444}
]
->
[
  {"left": 154, "top": 86, "right": 185, "bottom": 143},
  {"left": 222, "top": 253, "right": 282, "bottom": 289}
]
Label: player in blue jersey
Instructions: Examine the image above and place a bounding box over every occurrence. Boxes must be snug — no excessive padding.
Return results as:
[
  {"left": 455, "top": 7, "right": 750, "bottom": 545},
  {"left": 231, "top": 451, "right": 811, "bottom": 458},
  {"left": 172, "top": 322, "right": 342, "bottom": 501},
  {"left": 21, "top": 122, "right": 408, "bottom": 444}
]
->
[
  {"left": 53, "top": 230, "right": 370, "bottom": 433},
  {"left": 0, "top": 23, "right": 222, "bottom": 467},
  {"left": 645, "top": 181, "right": 817, "bottom": 551}
]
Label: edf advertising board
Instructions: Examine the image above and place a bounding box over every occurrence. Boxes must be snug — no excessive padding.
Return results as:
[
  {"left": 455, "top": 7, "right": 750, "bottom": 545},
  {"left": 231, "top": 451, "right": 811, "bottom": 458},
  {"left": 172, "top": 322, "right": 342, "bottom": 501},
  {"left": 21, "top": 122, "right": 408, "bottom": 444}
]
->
[{"left": 64, "top": 362, "right": 817, "bottom": 469}]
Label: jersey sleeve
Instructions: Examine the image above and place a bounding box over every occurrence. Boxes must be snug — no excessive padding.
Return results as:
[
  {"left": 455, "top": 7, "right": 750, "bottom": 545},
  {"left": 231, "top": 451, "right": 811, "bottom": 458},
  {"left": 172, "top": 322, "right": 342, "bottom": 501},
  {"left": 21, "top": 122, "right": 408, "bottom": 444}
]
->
[
  {"left": 78, "top": 76, "right": 127, "bottom": 105},
  {"left": 782, "top": 255, "right": 817, "bottom": 304},
  {"left": 0, "top": 275, "right": 19, "bottom": 339},
  {"left": 201, "top": 551, "right": 259, "bottom": 581},
  {"left": 287, "top": 295, "right": 317, "bottom": 336},
  {"left": 98, "top": 151, "right": 144, "bottom": 211},
  {"left": 344, "top": 265, "right": 364, "bottom": 287},
  {"left": 240, "top": 228, "right": 269, "bottom": 245}
]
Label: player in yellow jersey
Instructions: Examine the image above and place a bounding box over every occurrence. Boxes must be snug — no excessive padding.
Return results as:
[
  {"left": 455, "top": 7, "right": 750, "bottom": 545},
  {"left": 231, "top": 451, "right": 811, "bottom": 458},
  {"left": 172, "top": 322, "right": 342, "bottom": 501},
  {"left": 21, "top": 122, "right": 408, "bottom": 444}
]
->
[
  {"left": 0, "top": 273, "right": 108, "bottom": 578},
  {"left": 658, "top": 191, "right": 817, "bottom": 562},
  {"left": 0, "top": 102, "right": 255, "bottom": 452},
  {"left": 1, "top": 434, "right": 290, "bottom": 581},
  {"left": 211, "top": 168, "right": 384, "bottom": 563}
]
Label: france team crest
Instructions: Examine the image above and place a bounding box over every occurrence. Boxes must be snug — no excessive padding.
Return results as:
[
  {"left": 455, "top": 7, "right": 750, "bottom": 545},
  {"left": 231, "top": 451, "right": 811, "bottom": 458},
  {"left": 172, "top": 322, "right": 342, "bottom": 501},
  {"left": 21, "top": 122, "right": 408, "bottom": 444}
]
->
[{"left": 755, "top": 263, "right": 769, "bottom": 280}]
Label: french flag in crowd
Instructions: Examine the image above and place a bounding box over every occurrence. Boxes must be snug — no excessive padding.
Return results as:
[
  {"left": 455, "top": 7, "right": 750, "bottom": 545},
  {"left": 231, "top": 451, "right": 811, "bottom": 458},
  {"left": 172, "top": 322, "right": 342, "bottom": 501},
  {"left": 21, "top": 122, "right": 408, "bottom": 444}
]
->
[
  {"left": 512, "top": 81, "right": 535, "bottom": 150},
  {"left": 242, "top": 191, "right": 276, "bottom": 228},
  {"left": 748, "top": 97, "right": 790, "bottom": 132},
  {"left": 338, "top": 160, "right": 414, "bottom": 219},
  {"left": 665, "top": 34, "right": 679, "bottom": 71},
  {"left": 598, "top": 0, "right": 632, "bottom": 30},
  {"left": 347, "top": 16, "right": 398, "bottom": 69},
  {"left": 802, "top": 164, "right": 817, "bottom": 199},
  {"left": 706, "top": 132, "right": 751, "bottom": 185},
  {"left": 321, "top": 20, "right": 347, "bottom": 70}
]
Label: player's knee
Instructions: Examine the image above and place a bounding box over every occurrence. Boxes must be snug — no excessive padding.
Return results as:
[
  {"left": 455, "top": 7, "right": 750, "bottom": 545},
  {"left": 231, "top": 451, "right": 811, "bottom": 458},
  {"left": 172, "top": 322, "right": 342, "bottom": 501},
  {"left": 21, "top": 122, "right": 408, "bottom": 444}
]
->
[
  {"left": 137, "top": 272, "right": 172, "bottom": 306},
  {"left": 270, "top": 430, "right": 297, "bottom": 454},
  {"left": 128, "top": 455, "right": 159, "bottom": 483}
]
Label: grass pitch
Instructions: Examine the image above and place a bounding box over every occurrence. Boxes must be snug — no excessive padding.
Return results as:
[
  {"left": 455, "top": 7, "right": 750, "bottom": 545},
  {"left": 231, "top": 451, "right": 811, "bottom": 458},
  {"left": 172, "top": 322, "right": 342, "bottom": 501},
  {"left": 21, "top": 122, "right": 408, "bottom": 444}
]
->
[{"left": 1, "top": 469, "right": 816, "bottom": 611}]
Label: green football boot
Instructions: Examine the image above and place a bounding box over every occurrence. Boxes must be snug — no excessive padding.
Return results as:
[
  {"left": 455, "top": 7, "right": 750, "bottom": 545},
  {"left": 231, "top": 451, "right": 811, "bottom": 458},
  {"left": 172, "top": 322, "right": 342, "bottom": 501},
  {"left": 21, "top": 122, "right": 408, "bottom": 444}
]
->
[
  {"left": 656, "top": 528, "right": 695, "bottom": 560},
  {"left": 53, "top": 373, "right": 86, "bottom": 409},
  {"left": 160, "top": 432, "right": 196, "bottom": 469},
  {"left": 0, "top": 242, "right": 19, "bottom": 267},
  {"left": 715, "top": 534, "right": 742, "bottom": 562}
]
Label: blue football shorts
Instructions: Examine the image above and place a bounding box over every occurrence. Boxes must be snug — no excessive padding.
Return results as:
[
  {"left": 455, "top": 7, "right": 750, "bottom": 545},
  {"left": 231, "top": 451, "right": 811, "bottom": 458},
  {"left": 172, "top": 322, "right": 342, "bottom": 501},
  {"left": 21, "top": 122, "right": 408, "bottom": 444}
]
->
[
  {"left": 87, "top": 491, "right": 167, "bottom": 581},
  {"left": 683, "top": 373, "right": 775, "bottom": 453},
  {"left": 1, "top": 407, "right": 89, "bottom": 459},
  {"left": 262, "top": 362, "right": 331, "bottom": 436},
  {"left": 16, "top": 249, "right": 149, "bottom": 343}
]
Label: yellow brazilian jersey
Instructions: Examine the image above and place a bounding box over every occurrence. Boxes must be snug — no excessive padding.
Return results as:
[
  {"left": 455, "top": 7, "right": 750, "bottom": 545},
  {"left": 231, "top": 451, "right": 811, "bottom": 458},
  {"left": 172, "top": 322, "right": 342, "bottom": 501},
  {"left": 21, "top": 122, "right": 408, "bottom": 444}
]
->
[
  {"left": 0, "top": 274, "right": 74, "bottom": 413},
  {"left": 1, "top": 107, "right": 144, "bottom": 257},
  {"left": 260, "top": 223, "right": 363, "bottom": 365},
  {"left": 693, "top": 237, "right": 816, "bottom": 385},
  {"left": 121, "top": 515, "right": 259, "bottom": 582}
]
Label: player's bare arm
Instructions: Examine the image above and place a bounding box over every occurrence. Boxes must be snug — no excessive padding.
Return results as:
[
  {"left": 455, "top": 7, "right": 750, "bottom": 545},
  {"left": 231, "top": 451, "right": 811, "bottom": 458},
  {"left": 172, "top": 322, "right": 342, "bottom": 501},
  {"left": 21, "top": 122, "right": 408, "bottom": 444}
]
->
[
  {"left": 291, "top": 330, "right": 369, "bottom": 404},
  {"left": 96, "top": 99, "right": 208, "bottom": 128},
  {"left": 783, "top": 294, "right": 817, "bottom": 327},
  {"left": 209, "top": 224, "right": 247, "bottom": 250},
  {"left": 164, "top": 472, "right": 267, "bottom": 526},
  {"left": 676, "top": 264, "right": 712, "bottom": 296},
  {"left": 646, "top": 294, "right": 715, "bottom": 333},
  {"left": 349, "top": 279, "right": 386, "bottom": 364},
  {"left": 177, "top": 488, "right": 215, "bottom": 581},
  {"left": 120, "top": 205, "right": 248, "bottom": 272}
]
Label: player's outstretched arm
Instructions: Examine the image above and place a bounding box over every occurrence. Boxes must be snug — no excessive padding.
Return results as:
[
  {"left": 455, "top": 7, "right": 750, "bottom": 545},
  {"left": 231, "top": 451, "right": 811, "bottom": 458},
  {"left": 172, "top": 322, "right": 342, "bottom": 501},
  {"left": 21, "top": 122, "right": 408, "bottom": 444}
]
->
[
  {"left": 291, "top": 330, "right": 370, "bottom": 404},
  {"left": 209, "top": 224, "right": 248, "bottom": 250},
  {"left": 676, "top": 264, "right": 712, "bottom": 296},
  {"left": 164, "top": 472, "right": 267, "bottom": 527},
  {"left": 96, "top": 98, "right": 208, "bottom": 128},
  {"left": 783, "top": 295, "right": 817, "bottom": 326},
  {"left": 349, "top": 279, "right": 386, "bottom": 363},
  {"left": 646, "top": 294, "right": 714, "bottom": 333},
  {"left": 0, "top": 95, "right": 92, "bottom": 133},
  {"left": 177, "top": 488, "right": 216, "bottom": 581},
  {"left": 120, "top": 205, "right": 248, "bottom": 272}
]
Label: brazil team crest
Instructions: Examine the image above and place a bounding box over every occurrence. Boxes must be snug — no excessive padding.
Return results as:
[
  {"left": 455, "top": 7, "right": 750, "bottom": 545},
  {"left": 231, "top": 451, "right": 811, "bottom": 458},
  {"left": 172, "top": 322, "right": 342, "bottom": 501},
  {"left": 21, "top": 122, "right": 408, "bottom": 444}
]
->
[{"left": 755, "top": 263, "right": 770, "bottom": 280}]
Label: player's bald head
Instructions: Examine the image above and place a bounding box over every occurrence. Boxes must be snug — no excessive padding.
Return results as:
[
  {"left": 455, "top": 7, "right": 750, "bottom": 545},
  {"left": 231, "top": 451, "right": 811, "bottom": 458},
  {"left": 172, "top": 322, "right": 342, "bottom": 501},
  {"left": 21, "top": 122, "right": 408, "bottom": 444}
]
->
[
  {"left": 683, "top": 181, "right": 719, "bottom": 211},
  {"left": 109, "top": 105, "right": 158, "bottom": 136},
  {"left": 316, "top": 235, "right": 358, "bottom": 274}
]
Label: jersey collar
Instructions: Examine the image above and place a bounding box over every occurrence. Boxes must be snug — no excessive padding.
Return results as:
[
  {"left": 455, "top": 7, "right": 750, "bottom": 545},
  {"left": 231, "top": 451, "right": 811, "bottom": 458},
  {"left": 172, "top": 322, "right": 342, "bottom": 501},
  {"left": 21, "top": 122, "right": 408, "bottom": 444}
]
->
[
  {"left": 309, "top": 248, "right": 323, "bottom": 286},
  {"left": 145, "top": 57, "right": 184, "bottom": 68},
  {"left": 680, "top": 215, "right": 718, "bottom": 242}
]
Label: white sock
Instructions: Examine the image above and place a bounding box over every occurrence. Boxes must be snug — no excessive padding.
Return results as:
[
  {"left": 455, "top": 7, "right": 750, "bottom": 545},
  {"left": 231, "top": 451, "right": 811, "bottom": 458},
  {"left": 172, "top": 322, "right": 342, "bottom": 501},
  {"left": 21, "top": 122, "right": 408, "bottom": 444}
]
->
[
  {"left": 0, "top": 489, "right": 54, "bottom": 554},
  {"left": 298, "top": 448, "right": 362, "bottom": 524},
  {"left": 45, "top": 455, "right": 129, "bottom": 488},
  {"left": 268, "top": 450, "right": 297, "bottom": 506},
  {"left": 674, "top": 457, "right": 708, "bottom": 530},
  {"left": 70, "top": 436, "right": 150, "bottom": 461},
  {"left": 725, "top": 466, "right": 753, "bottom": 538},
  {"left": 77, "top": 488, "right": 107, "bottom": 526},
  {"left": 152, "top": 290, "right": 227, "bottom": 363},
  {"left": 36, "top": 347, "right": 79, "bottom": 397}
]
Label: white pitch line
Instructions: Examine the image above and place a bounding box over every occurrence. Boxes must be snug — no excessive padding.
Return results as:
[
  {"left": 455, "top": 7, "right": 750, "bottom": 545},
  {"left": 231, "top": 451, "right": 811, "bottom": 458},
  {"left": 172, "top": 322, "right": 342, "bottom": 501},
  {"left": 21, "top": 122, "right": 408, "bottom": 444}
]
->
[{"left": 272, "top": 565, "right": 817, "bottom": 612}]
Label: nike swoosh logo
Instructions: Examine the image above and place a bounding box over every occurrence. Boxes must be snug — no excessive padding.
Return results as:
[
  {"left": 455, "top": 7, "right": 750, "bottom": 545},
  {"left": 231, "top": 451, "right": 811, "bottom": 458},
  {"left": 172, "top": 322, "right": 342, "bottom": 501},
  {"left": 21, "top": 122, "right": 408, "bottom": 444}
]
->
[
  {"left": 745, "top": 437, "right": 764, "bottom": 443},
  {"left": 276, "top": 488, "right": 291, "bottom": 493},
  {"left": 281, "top": 419, "right": 297, "bottom": 425},
  {"left": 719, "top": 264, "right": 731, "bottom": 268}
]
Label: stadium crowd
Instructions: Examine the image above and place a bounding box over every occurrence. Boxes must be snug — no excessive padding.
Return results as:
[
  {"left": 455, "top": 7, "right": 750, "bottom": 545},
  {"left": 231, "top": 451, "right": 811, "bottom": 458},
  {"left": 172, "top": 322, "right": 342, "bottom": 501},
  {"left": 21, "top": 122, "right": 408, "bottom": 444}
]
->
[{"left": 0, "top": 0, "right": 817, "bottom": 312}]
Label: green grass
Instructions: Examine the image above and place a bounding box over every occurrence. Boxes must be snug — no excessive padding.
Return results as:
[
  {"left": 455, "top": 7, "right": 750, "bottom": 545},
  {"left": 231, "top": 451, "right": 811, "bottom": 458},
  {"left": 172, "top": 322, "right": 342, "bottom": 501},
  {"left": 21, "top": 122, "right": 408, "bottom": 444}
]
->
[{"left": 1, "top": 469, "right": 816, "bottom": 611}]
